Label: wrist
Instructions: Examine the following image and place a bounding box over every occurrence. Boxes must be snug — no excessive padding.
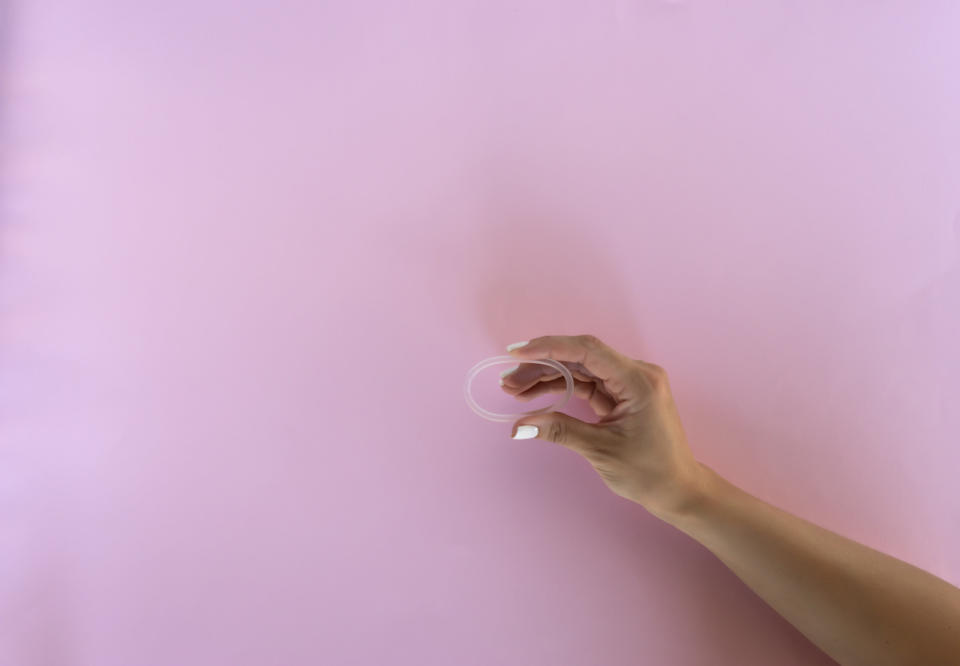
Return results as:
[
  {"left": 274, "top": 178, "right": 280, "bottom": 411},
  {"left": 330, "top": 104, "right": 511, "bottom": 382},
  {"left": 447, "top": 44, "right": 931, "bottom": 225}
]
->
[{"left": 649, "top": 462, "right": 724, "bottom": 527}]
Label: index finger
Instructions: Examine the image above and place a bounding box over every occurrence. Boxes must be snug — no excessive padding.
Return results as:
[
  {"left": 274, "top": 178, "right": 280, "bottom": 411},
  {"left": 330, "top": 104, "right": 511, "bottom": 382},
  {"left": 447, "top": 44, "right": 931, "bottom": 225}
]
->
[{"left": 506, "top": 335, "right": 637, "bottom": 400}]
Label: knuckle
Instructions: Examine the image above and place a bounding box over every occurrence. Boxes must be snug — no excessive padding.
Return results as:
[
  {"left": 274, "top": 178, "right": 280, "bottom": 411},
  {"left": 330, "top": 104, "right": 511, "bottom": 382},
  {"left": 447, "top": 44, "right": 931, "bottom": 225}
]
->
[
  {"left": 644, "top": 363, "right": 669, "bottom": 389},
  {"left": 578, "top": 334, "right": 601, "bottom": 349},
  {"left": 647, "top": 362, "right": 667, "bottom": 378},
  {"left": 547, "top": 420, "right": 566, "bottom": 444}
]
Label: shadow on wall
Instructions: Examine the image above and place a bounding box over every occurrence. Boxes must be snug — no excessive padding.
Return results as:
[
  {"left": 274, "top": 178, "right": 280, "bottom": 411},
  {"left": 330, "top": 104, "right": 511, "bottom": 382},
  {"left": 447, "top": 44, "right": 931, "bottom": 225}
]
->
[
  {"left": 0, "top": 0, "right": 13, "bottom": 229},
  {"left": 468, "top": 190, "right": 645, "bottom": 360},
  {"left": 0, "top": 5, "right": 74, "bottom": 665}
]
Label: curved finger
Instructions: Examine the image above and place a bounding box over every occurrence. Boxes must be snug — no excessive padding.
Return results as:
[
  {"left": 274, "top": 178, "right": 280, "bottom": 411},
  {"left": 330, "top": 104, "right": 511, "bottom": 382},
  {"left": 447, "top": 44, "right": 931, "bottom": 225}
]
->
[
  {"left": 499, "top": 362, "right": 561, "bottom": 388},
  {"left": 507, "top": 335, "right": 638, "bottom": 400},
  {"left": 514, "top": 377, "right": 617, "bottom": 417},
  {"left": 500, "top": 361, "right": 597, "bottom": 394}
]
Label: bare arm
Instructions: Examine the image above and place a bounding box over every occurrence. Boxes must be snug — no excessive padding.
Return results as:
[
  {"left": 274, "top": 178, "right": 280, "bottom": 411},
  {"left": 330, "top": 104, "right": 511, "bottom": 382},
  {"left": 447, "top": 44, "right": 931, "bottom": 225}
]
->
[
  {"left": 669, "top": 466, "right": 960, "bottom": 666},
  {"left": 502, "top": 334, "right": 960, "bottom": 666}
]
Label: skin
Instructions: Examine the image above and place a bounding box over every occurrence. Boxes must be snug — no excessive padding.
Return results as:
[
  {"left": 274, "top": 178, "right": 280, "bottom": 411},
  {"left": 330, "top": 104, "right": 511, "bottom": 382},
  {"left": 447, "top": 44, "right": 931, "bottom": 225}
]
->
[{"left": 501, "top": 334, "right": 960, "bottom": 666}]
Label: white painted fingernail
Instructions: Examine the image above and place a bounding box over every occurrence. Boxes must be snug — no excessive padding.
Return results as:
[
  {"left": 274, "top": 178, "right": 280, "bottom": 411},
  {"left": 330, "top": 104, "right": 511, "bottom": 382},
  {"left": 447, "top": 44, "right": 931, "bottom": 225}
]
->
[
  {"left": 506, "top": 340, "right": 529, "bottom": 352},
  {"left": 513, "top": 425, "right": 539, "bottom": 440},
  {"left": 499, "top": 365, "right": 519, "bottom": 378}
]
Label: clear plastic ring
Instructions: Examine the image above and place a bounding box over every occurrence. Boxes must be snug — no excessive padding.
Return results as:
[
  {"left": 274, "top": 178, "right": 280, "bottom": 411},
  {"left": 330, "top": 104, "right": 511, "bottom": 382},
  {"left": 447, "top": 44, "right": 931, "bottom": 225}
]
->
[{"left": 463, "top": 355, "right": 574, "bottom": 422}]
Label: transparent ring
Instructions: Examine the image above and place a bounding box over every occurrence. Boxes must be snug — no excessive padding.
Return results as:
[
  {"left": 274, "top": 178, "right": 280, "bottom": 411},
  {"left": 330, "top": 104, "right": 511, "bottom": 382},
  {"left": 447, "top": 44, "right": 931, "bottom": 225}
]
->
[{"left": 463, "top": 355, "right": 574, "bottom": 422}]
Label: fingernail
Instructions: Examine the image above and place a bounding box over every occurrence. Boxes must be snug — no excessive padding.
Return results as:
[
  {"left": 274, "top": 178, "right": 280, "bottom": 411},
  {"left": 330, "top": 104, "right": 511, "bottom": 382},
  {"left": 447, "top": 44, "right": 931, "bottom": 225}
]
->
[
  {"left": 512, "top": 425, "right": 539, "bottom": 440},
  {"left": 499, "top": 365, "right": 519, "bottom": 378},
  {"left": 506, "top": 340, "right": 529, "bottom": 352}
]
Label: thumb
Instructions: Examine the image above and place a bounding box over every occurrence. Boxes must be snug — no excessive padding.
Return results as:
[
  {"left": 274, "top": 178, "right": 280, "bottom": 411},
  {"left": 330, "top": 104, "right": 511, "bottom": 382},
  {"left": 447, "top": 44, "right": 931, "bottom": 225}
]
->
[{"left": 511, "top": 412, "right": 602, "bottom": 452}]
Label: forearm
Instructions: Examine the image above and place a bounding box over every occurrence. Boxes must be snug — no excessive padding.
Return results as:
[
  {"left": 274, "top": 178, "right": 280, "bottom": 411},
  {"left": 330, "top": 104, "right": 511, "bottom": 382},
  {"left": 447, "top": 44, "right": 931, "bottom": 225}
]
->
[
  {"left": 500, "top": 335, "right": 960, "bottom": 663},
  {"left": 664, "top": 464, "right": 960, "bottom": 666}
]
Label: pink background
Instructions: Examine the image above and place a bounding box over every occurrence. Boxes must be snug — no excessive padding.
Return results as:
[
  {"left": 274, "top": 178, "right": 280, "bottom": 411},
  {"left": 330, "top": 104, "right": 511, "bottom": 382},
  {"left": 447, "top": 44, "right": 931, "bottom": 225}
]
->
[{"left": 3, "top": 2, "right": 959, "bottom": 664}]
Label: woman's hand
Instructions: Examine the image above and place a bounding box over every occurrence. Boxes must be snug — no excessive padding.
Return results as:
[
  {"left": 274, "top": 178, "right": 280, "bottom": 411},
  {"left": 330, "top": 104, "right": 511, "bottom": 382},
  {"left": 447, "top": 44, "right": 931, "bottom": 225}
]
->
[
  {"left": 501, "top": 334, "right": 705, "bottom": 519},
  {"left": 503, "top": 336, "right": 960, "bottom": 666}
]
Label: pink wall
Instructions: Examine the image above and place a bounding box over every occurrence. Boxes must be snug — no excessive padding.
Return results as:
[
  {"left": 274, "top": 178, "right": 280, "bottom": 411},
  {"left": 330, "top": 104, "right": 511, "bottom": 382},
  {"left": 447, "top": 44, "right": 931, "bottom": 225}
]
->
[{"left": 3, "top": 2, "right": 959, "bottom": 664}]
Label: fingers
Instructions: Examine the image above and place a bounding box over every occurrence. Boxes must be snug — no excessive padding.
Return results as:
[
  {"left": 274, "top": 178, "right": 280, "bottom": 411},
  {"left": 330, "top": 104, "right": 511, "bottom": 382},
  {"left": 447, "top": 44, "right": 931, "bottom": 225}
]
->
[
  {"left": 499, "top": 362, "right": 560, "bottom": 388},
  {"left": 513, "top": 376, "right": 617, "bottom": 417},
  {"left": 500, "top": 360, "right": 616, "bottom": 416},
  {"left": 507, "top": 335, "right": 638, "bottom": 400},
  {"left": 500, "top": 361, "right": 598, "bottom": 393},
  {"left": 511, "top": 412, "right": 613, "bottom": 455}
]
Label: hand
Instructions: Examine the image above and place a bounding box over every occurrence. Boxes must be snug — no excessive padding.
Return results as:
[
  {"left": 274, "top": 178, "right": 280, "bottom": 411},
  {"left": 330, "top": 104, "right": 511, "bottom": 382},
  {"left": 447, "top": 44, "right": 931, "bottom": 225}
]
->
[
  {"left": 501, "top": 335, "right": 705, "bottom": 519},
  {"left": 505, "top": 337, "right": 960, "bottom": 666}
]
